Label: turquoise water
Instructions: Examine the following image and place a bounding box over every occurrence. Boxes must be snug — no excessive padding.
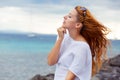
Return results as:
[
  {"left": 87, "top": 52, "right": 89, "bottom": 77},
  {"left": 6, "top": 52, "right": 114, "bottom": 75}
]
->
[
  {"left": 0, "top": 32, "right": 120, "bottom": 80},
  {"left": 0, "top": 33, "right": 56, "bottom": 80},
  {"left": 0, "top": 33, "right": 56, "bottom": 54}
]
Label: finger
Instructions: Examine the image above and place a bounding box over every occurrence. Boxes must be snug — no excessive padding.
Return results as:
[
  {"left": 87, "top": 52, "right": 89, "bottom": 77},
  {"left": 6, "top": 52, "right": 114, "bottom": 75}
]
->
[
  {"left": 61, "top": 27, "right": 66, "bottom": 34},
  {"left": 57, "top": 27, "right": 66, "bottom": 34},
  {"left": 64, "top": 28, "right": 66, "bottom": 34}
]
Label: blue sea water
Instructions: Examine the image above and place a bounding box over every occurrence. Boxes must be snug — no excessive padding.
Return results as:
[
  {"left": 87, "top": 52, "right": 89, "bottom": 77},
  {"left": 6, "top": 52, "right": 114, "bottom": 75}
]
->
[
  {"left": 0, "top": 33, "right": 56, "bottom": 54},
  {"left": 0, "top": 33, "right": 56, "bottom": 80},
  {"left": 0, "top": 33, "right": 120, "bottom": 80}
]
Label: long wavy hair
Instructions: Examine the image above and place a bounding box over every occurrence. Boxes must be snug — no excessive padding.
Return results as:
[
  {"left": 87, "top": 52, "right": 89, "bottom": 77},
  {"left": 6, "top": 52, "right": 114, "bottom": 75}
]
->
[{"left": 75, "top": 6, "right": 110, "bottom": 76}]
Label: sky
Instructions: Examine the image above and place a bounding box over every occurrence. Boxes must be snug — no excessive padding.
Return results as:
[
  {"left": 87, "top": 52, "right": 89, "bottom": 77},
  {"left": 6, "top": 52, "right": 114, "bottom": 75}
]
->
[{"left": 0, "top": 0, "right": 120, "bottom": 39}]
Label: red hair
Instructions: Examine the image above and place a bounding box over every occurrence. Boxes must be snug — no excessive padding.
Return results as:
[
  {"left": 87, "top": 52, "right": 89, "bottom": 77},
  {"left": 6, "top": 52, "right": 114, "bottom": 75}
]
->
[{"left": 75, "top": 6, "right": 110, "bottom": 76}]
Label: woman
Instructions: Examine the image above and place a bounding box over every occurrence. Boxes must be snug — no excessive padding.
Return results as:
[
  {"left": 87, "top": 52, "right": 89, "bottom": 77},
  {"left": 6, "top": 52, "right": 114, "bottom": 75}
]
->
[{"left": 47, "top": 6, "right": 109, "bottom": 80}]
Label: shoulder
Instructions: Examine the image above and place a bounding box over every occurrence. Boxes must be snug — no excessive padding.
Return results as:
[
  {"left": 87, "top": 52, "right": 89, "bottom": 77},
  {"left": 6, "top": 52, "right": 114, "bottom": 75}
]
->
[
  {"left": 72, "top": 42, "right": 91, "bottom": 55},
  {"left": 73, "top": 42, "right": 90, "bottom": 50}
]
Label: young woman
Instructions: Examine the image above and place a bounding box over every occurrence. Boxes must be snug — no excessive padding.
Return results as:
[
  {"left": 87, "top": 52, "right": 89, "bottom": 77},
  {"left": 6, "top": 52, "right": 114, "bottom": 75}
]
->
[{"left": 47, "top": 6, "right": 109, "bottom": 80}]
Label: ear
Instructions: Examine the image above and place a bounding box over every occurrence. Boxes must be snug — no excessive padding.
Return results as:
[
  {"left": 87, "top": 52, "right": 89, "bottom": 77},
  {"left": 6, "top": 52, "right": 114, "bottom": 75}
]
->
[{"left": 75, "top": 22, "right": 82, "bottom": 29}]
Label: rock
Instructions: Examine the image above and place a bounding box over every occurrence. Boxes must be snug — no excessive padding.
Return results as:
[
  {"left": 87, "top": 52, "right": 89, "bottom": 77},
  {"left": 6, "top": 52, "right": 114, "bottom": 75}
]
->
[
  {"left": 109, "top": 55, "right": 120, "bottom": 67},
  {"left": 45, "top": 74, "right": 54, "bottom": 80},
  {"left": 31, "top": 55, "right": 120, "bottom": 80},
  {"left": 96, "top": 54, "right": 120, "bottom": 80},
  {"left": 30, "top": 73, "right": 54, "bottom": 80}
]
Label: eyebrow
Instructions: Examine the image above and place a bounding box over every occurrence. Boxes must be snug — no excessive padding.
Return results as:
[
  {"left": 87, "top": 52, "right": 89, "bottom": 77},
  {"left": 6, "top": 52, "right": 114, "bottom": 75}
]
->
[
  {"left": 69, "top": 13, "right": 71, "bottom": 15},
  {"left": 69, "top": 13, "right": 73, "bottom": 16},
  {"left": 69, "top": 13, "right": 76, "bottom": 17}
]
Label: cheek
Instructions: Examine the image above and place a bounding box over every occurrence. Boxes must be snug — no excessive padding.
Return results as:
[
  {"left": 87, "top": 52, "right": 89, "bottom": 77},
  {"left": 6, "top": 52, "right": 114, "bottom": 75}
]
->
[
  {"left": 64, "top": 19, "right": 76, "bottom": 28},
  {"left": 68, "top": 21, "right": 76, "bottom": 27}
]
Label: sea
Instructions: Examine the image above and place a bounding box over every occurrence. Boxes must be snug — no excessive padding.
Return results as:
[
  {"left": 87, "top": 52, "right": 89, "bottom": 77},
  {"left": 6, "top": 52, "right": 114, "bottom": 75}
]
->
[{"left": 0, "top": 32, "right": 120, "bottom": 80}]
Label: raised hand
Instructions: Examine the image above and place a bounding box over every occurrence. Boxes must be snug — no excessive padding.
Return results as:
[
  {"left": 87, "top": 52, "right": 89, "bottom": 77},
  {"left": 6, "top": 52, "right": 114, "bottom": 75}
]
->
[{"left": 57, "top": 26, "right": 66, "bottom": 40}]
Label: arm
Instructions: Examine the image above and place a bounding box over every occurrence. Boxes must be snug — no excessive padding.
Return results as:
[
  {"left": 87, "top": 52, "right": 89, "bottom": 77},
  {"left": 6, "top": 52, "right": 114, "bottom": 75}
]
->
[
  {"left": 47, "top": 27, "right": 66, "bottom": 66},
  {"left": 65, "top": 70, "right": 76, "bottom": 80},
  {"left": 47, "top": 38, "right": 63, "bottom": 66}
]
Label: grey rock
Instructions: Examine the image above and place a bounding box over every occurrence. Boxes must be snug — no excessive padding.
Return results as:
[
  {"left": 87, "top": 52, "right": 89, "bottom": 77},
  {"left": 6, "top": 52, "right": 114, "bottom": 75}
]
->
[
  {"left": 31, "top": 54, "right": 120, "bottom": 80},
  {"left": 109, "top": 55, "right": 120, "bottom": 67},
  {"left": 96, "top": 54, "right": 120, "bottom": 80},
  {"left": 30, "top": 73, "right": 54, "bottom": 80}
]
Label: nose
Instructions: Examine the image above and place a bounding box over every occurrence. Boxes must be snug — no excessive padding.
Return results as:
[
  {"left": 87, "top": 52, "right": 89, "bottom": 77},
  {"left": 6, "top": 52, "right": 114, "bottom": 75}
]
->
[{"left": 64, "top": 15, "right": 67, "bottom": 20}]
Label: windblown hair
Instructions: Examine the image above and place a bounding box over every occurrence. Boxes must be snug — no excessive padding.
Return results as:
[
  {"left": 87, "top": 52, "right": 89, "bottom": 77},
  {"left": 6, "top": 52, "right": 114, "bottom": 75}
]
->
[{"left": 75, "top": 6, "right": 110, "bottom": 76}]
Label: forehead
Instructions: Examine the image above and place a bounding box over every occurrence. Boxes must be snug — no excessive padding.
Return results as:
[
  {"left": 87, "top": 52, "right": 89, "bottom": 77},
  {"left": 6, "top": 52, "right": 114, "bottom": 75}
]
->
[{"left": 69, "top": 9, "right": 78, "bottom": 16}]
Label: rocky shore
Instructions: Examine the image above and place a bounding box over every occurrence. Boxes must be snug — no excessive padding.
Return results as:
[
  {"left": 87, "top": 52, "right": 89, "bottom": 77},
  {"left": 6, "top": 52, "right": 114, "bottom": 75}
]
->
[
  {"left": 31, "top": 54, "right": 120, "bottom": 80},
  {"left": 30, "top": 73, "right": 54, "bottom": 80},
  {"left": 95, "top": 54, "right": 120, "bottom": 80}
]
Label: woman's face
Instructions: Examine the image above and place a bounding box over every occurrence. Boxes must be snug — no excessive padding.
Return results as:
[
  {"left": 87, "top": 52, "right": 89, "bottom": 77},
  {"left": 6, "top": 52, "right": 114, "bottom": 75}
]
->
[{"left": 63, "top": 9, "right": 78, "bottom": 29}]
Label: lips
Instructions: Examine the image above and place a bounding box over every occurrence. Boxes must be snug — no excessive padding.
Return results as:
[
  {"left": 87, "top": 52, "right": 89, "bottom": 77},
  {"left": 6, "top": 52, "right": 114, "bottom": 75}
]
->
[{"left": 63, "top": 21, "right": 65, "bottom": 24}]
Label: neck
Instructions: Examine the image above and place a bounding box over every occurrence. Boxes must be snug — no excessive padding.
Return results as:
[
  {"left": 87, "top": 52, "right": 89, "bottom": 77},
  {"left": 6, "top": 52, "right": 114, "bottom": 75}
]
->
[
  {"left": 68, "top": 29, "right": 80, "bottom": 40},
  {"left": 68, "top": 28, "right": 86, "bottom": 42}
]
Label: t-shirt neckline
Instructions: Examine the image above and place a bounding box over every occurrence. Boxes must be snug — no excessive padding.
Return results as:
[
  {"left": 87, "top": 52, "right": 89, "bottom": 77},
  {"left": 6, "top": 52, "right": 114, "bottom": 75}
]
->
[{"left": 67, "top": 34, "right": 88, "bottom": 44}]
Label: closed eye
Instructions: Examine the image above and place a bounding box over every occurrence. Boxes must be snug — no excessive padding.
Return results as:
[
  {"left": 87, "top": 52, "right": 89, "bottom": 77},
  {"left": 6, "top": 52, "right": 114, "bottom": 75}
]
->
[{"left": 68, "top": 15, "right": 71, "bottom": 18}]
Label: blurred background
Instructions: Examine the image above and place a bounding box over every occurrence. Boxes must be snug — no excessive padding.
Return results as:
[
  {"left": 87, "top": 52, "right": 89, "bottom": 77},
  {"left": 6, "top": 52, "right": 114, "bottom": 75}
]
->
[{"left": 0, "top": 0, "right": 120, "bottom": 80}]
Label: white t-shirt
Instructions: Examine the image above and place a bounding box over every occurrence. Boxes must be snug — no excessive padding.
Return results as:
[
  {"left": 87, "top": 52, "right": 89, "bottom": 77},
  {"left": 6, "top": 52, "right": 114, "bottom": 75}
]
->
[{"left": 54, "top": 34, "right": 92, "bottom": 80}]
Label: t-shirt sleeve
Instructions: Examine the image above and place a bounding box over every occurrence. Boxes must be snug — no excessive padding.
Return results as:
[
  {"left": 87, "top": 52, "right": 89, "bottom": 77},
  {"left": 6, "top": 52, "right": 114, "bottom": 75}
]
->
[{"left": 68, "top": 45, "right": 87, "bottom": 78}]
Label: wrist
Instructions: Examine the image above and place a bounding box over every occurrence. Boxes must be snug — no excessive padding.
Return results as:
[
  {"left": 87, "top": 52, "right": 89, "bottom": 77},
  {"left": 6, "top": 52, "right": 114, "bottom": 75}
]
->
[{"left": 57, "top": 37, "right": 63, "bottom": 41}]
